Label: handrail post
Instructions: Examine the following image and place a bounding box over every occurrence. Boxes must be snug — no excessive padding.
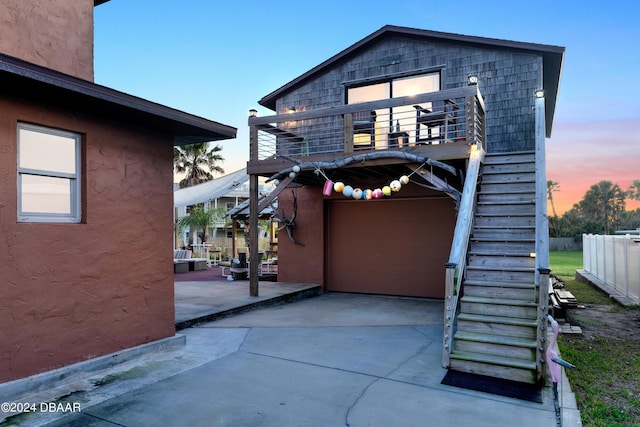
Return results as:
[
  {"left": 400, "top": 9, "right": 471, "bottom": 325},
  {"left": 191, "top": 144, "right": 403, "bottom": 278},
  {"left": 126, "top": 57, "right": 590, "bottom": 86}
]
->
[
  {"left": 537, "top": 267, "right": 551, "bottom": 384},
  {"left": 443, "top": 262, "right": 457, "bottom": 367},
  {"left": 534, "top": 90, "right": 550, "bottom": 384},
  {"left": 465, "top": 95, "right": 477, "bottom": 145}
]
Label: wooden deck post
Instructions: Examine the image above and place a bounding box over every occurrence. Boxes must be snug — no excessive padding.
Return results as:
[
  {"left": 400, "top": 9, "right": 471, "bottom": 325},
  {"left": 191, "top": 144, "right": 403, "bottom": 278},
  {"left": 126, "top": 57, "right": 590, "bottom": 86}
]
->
[
  {"left": 343, "top": 113, "right": 354, "bottom": 153},
  {"left": 249, "top": 122, "right": 259, "bottom": 297}
]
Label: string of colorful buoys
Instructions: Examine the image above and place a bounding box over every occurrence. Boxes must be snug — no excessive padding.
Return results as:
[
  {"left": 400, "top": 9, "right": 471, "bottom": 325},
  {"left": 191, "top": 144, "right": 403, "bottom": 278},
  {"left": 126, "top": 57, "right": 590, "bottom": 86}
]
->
[{"left": 323, "top": 175, "right": 410, "bottom": 199}]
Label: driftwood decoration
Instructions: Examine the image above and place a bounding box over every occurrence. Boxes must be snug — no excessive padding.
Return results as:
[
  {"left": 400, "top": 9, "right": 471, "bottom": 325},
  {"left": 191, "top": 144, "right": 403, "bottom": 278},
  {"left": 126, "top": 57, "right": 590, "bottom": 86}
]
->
[
  {"left": 267, "top": 151, "right": 456, "bottom": 183},
  {"left": 272, "top": 190, "right": 304, "bottom": 246}
]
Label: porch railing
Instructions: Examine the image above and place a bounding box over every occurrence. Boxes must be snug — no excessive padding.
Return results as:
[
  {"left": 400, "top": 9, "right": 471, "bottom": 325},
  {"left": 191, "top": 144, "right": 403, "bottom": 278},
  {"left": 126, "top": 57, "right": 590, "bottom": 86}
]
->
[
  {"left": 249, "top": 86, "right": 485, "bottom": 162},
  {"left": 442, "top": 143, "right": 484, "bottom": 367}
]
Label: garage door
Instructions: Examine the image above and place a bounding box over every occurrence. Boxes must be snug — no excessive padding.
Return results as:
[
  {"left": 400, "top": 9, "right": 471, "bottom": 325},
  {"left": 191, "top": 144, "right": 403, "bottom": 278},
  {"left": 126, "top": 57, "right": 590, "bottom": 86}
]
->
[{"left": 326, "top": 197, "right": 455, "bottom": 298}]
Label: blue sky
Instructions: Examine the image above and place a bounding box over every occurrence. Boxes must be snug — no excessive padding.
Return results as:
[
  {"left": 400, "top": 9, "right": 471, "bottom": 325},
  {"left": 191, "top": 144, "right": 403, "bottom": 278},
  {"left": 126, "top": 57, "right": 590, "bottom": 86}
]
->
[{"left": 94, "top": 0, "right": 640, "bottom": 213}]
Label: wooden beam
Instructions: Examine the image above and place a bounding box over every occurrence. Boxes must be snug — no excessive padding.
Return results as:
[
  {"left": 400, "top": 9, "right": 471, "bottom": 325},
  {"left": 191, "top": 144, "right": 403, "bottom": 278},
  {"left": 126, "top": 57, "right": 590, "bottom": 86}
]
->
[
  {"left": 405, "top": 163, "right": 460, "bottom": 200},
  {"left": 267, "top": 151, "right": 456, "bottom": 182},
  {"left": 249, "top": 174, "right": 259, "bottom": 297},
  {"left": 257, "top": 176, "right": 293, "bottom": 213}
]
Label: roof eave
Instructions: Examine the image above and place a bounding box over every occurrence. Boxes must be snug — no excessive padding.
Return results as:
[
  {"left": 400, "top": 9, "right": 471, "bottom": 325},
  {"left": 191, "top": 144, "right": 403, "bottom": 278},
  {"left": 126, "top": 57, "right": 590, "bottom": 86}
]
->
[
  {"left": 258, "top": 25, "right": 565, "bottom": 134},
  {"left": 0, "top": 53, "right": 237, "bottom": 145}
]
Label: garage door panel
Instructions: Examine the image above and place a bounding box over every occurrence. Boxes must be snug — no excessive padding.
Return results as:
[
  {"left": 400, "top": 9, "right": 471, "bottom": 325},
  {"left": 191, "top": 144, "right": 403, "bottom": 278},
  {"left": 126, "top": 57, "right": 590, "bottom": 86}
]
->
[{"left": 327, "top": 197, "right": 455, "bottom": 298}]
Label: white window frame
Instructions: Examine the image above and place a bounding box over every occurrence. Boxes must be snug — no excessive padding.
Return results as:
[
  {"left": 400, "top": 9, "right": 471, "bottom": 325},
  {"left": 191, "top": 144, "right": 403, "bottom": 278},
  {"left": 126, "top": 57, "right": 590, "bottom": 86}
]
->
[{"left": 17, "top": 123, "right": 82, "bottom": 223}]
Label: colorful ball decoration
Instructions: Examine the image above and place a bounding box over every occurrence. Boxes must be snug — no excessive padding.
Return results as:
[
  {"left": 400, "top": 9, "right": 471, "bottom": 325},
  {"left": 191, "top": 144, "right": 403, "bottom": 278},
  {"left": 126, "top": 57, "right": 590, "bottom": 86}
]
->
[
  {"left": 364, "top": 189, "right": 373, "bottom": 200},
  {"left": 320, "top": 172, "right": 414, "bottom": 199},
  {"left": 323, "top": 180, "right": 333, "bottom": 196}
]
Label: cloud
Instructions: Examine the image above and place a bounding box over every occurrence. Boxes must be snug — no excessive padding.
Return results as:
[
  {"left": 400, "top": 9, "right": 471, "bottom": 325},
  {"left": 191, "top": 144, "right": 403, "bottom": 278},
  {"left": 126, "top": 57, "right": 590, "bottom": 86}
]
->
[{"left": 546, "top": 119, "right": 640, "bottom": 214}]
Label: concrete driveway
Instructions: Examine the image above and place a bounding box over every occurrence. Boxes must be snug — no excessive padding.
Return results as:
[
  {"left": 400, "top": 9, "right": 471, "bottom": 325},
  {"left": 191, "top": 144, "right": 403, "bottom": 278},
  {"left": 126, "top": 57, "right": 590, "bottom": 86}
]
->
[{"left": 20, "top": 293, "right": 559, "bottom": 427}]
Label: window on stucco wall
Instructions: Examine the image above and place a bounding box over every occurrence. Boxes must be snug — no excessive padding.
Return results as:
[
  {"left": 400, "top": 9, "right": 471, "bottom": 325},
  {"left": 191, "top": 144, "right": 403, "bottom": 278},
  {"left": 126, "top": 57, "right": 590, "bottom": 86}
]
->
[{"left": 17, "top": 123, "right": 82, "bottom": 223}]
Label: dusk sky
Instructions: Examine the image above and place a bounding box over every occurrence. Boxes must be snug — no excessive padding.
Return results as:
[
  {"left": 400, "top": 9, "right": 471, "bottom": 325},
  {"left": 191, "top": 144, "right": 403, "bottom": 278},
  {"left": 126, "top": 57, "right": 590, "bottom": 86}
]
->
[{"left": 94, "top": 0, "right": 640, "bottom": 214}]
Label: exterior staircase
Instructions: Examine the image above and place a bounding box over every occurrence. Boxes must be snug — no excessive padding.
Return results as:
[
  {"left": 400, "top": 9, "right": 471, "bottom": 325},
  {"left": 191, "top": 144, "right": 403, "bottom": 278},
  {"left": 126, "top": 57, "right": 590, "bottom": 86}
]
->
[{"left": 448, "top": 151, "right": 541, "bottom": 384}]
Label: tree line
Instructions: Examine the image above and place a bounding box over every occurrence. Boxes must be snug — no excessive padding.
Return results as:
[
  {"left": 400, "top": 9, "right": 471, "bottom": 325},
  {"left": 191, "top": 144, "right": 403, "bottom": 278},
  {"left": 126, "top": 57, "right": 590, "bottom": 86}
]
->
[{"left": 547, "top": 180, "right": 640, "bottom": 239}]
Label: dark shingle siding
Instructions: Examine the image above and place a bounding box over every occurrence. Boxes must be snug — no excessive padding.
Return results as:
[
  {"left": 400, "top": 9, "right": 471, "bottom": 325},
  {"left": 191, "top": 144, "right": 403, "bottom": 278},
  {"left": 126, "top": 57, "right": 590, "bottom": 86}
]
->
[{"left": 275, "top": 35, "right": 543, "bottom": 153}]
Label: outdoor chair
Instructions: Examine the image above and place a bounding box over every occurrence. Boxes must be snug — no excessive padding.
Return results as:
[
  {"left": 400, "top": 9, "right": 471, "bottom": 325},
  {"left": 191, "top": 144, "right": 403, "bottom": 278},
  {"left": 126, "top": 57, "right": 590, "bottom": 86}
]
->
[
  {"left": 353, "top": 110, "right": 377, "bottom": 148},
  {"left": 414, "top": 99, "right": 457, "bottom": 144}
]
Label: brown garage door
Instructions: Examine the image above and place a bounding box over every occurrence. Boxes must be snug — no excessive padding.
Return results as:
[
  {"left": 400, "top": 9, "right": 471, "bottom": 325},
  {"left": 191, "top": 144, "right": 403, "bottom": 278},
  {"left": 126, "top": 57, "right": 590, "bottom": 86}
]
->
[{"left": 326, "top": 197, "right": 455, "bottom": 298}]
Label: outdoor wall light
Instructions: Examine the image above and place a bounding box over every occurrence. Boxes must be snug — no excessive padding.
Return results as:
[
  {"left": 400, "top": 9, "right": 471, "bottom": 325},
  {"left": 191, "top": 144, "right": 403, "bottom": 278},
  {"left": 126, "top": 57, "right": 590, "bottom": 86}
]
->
[
  {"left": 535, "top": 89, "right": 545, "bottom": 98},
  {"left": 249, "top": 109, "right": 258, "bottom": 117},
  {"left": 288, "top": 106, "right": 297, "bottom": 113},
  {"left": 467, "top": 74, "right": 478, "bottom": 85}
]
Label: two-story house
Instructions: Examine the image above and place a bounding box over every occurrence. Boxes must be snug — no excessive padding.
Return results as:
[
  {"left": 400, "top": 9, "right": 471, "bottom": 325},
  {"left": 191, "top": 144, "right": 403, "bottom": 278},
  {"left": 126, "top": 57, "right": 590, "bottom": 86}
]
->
[
  {"left": 246, "top": 25, "right": 564, "bottom": 385},
  {"left": 0, "top": 0, "right": 235, "bottom": 384}
]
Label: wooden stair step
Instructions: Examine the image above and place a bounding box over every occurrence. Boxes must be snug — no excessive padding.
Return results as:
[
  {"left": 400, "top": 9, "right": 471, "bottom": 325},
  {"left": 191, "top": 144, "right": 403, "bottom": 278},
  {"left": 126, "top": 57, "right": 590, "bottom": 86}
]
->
[
  {"left": 482, "top": 167, "right": 535, "bottom": 175},
  {"left": 449, "top": 350, "right": 537, "bottom": 370},
  {"left": 477, "top": 200, "right": 534, "bottom": 206},
  {"left": 454, "top": 331, "right": 537, "bottom": 348},
  {"left": 474, "top": 212, "right": 535, "bottom": 218},
  {"left": 451, "top": 350, "right": 536, "bottom": 371},
  {"left": 457, "top": 313, "right": 538, "bottom": 328},
  {"left": 473, "top": 225, "right": 536, "bottom": 231},
  {"left": 478, "top": 189, "right": 535, "bottom": 194},
  {"left": 460, "top": 295, "right": 537, "bottom": 307},
  {"left": 470, "top": 237, "right": 534, "bottom": 243},
  {"left": 484, "top": 151, "right": 534, "bottom": 161},
  {"left": 464, "top": 279, "right": 536, "bottom": 289},
  {"left": 480, "top": 177, "right": 535, "bottom": 184},
  {"left": 468, "top": 252, "right": 535, "bottom": 259}
]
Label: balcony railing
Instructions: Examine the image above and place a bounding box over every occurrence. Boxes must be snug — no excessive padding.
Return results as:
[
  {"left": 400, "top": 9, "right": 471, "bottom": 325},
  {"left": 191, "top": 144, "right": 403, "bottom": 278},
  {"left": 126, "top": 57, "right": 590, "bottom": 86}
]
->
[{"left": 249, "top": 86, "right": 485, "bottom": 162}]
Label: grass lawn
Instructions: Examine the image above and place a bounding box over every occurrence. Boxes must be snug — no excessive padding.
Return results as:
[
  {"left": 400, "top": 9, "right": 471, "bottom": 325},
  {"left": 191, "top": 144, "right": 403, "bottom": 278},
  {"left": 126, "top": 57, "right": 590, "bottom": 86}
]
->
[{"left": 550, "top": 251, "right": 640, "bottom": 427}]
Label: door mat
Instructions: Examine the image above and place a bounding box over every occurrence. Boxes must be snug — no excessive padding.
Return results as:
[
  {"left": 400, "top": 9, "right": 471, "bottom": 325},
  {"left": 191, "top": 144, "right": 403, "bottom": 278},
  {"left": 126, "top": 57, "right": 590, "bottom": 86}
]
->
[{"left": 441, "top": 370, "right": 543, "bottom": 403}]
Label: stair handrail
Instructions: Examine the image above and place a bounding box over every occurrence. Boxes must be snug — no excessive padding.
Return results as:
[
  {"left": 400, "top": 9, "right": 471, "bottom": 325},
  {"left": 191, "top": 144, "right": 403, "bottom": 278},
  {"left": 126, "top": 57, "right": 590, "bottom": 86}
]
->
[
  {"left": 534, "top": 92, "right": 551, "bottom": 384},
  {"left": 443, "top": 142, "right": 484, "bottom": 367}
]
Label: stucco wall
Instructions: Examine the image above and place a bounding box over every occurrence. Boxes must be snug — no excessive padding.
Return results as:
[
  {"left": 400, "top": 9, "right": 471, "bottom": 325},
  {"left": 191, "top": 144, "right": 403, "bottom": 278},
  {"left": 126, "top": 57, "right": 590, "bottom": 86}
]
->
[
  {"left": 0, "top": 0, "right": 95, "bottom": 81},
  {"left": 0, "top": 97, "right": 175, "bottom": 383},
  {"left": 276, "top": 188, "right": 325, "bottom": 285}
]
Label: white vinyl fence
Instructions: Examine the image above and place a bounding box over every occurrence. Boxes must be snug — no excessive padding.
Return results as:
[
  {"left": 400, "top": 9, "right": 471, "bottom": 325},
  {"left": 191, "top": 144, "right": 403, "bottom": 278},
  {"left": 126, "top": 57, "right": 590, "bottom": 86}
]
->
[{"left": 582, "top": 234, "right": 640, "bottom": 304}]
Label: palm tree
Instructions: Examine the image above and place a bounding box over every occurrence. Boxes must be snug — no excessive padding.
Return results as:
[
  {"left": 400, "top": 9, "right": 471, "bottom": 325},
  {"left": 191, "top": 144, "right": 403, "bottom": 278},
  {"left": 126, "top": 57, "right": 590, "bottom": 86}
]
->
[
  {"left": 627, "top": 179, "right": 640, "bottom": 201},
  {"left": 177, "top": 205, "right": 225, "bottom": 253},
  {"left": 547, "top": 180, "right": 560, "bottom": 218},
  {"left": 174, "top": 143, "right": 225, "bottom": 188},
  {"left": 579, "top": 180, "right": 626, "bottom": 235}
]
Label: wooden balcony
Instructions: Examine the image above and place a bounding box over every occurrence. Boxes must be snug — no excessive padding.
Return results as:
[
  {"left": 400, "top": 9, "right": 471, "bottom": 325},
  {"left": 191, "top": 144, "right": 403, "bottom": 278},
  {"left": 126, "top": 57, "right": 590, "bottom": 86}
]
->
[{"left": 248, "top": 86, "right": 485, "bottom": 179}]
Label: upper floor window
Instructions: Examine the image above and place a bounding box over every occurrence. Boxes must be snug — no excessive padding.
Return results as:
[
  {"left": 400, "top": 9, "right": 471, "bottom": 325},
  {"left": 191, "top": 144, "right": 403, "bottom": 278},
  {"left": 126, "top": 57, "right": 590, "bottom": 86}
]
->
[
  {"left": 347, "top": 72, "right": 440, "bottom": 148},
  {"left": 17, "top": 123, "right": 82, "bottom": 223}
]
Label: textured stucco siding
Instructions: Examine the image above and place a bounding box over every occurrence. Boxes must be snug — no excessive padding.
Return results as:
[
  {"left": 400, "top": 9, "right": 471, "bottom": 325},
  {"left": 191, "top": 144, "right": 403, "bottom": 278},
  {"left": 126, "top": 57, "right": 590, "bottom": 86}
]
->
[
  {"left": 0, "top": 97, "right": 175, "bottom": 383},
  {"left": 0, "top": 0, "right": 95, "bottom": 80}
]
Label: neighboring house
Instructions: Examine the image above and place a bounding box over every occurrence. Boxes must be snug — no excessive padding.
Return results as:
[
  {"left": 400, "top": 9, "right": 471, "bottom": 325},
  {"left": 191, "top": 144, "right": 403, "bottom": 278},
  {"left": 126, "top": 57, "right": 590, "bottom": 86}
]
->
[
  {"left": 247, "top": 25, "right": 564, "bottom": 385},
  {"left": 0, "top": 0, "right": 236, "bottom": 384},
  {"left": 173, "top": 168, "right": 275, "bottom": 257},
  {"left": 174, "top": 168, "right": 250, "bottom": 250}
]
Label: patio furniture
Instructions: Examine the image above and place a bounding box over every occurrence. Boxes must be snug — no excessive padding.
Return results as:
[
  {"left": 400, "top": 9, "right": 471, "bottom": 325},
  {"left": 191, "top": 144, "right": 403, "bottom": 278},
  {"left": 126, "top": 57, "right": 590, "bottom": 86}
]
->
[
  {"left": 353, "top": 110, "right": 376, "bottom": 148},
  {"left": 414, "top": 100, "right": 457, "bottom": 144},
  {"left": 174, "top": 249, "right": 208, "bottom": 271}
]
